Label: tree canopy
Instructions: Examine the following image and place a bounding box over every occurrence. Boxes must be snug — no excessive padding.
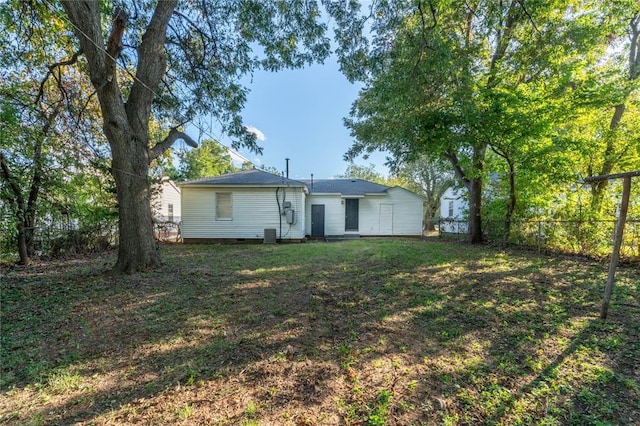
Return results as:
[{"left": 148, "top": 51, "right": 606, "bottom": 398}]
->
[
  {"left": 327, "top": 0, "right": 639, "bottom": 243},
  {"left": 0, "top": 2, "right": 114, "bottom": 264},
  {"left": 175, "top": 140, "right": 237, "bottom": 181},
  {"left": 1, "top": 0, "right": 331, "bottom": 272}
]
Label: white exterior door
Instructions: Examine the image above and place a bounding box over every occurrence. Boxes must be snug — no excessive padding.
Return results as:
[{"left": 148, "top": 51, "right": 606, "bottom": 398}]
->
[{"left": 379, "top": 203, "right": 393, "bottom": 235}]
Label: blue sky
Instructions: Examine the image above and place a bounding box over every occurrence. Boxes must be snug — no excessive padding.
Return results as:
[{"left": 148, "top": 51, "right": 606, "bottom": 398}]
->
[{"left": 192, "top": 55, "right": 390, "bottom": 180}]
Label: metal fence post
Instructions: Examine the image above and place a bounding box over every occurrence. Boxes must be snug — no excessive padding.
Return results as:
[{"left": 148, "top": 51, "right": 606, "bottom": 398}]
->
[{"left": 537, "top": 221, "right": 541, "bottom": 253}]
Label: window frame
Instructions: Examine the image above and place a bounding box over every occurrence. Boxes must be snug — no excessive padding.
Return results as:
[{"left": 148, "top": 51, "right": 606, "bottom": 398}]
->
[{"left": 215, "top": 192, "right": 233, "bottom": 221}]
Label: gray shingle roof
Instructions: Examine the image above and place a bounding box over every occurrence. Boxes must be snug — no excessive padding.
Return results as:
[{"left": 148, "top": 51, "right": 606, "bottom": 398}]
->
[
  {"left": 179, "top": 171, "right": 401, "bottom": 197},
  {"left": 300, "top": 179, "right": 389, "bottom": 196},
  {"left": 179, "top": 169, "right": 306, "bottom": 187}
]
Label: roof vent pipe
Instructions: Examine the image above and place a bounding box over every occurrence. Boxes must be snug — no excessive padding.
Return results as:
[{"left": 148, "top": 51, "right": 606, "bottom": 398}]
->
[
  {"left": 285, "top": 158, "right": 290, "bottom": 178},
  {"left": 311, "top": 173, "right": 314, "bottom": 190}
]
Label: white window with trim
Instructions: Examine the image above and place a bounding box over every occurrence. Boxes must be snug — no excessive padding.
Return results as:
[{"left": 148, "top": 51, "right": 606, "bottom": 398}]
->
[
  {"left": 215, "top": 192, "right": 232, "bottom": 220},
  {"left": 448, "top": 200, "right": 454, "bottom": 218}
]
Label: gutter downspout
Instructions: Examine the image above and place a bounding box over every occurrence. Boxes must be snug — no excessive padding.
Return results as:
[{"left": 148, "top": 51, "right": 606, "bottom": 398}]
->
[{"left": 276, "top": 187, "right": 282, "bottom": 242}]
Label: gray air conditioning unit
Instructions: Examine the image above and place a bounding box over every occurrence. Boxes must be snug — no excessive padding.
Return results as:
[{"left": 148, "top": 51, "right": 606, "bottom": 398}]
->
[{"left": 264, "top": 228, "right": 277, "bottom": 244}]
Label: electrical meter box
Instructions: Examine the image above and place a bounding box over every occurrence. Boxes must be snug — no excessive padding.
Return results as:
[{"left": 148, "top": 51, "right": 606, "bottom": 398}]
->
[{"left": 285, "top": 209, "right": 295, "bottom": 224}]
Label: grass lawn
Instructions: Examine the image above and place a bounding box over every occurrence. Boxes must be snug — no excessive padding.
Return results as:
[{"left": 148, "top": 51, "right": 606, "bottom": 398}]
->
[{"left": 1, "top": 239, "right": 639, "bottom": 425}]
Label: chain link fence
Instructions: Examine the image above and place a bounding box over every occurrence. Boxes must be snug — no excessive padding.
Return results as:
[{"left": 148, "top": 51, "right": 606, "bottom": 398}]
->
[
  {"left": 153, "top": 220, "right": 181, "bottom": 242},
  {"left": 438, "top": 218, "right": 640, "bottom": 262},
  {"left": 31, "top": 218, "right": 119, "bottom": 258}
]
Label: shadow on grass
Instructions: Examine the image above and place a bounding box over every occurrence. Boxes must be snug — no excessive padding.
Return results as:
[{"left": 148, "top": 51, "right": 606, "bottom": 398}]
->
[{"left": 1, "top": 240, "right": 638, "bottom": 425}]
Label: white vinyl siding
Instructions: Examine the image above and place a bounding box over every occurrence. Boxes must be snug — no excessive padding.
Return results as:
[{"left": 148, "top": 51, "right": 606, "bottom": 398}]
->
[
  {"left": 379, "top": 204, "right": 393, "bottom": 235},
  {"left": 152, "top": 179, "right": 181, "bottom": 222},
  {"left": 440, "top": 187, "right": 467, "bottom": 233},
  {"left": 304, "top": 195, "right": 345, "bottom": 236},
  {"left": 440, "top": 187, "right": 466, "bottom": 220},
  {"left": 182, "top": 186, "right": 306, "bottom": 239},
  {"left": 386, "top": 187, "right": 424, "bottom": 235},
  {"left": 305, "top": 188, "right": 423, "bottom": 236},
  {"left": 215, "top": 192, "right": 232, "bottom": 220}
]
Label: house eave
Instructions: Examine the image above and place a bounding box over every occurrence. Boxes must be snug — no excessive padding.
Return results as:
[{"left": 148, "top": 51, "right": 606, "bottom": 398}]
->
[
  {"left": 179, "top": 183, "right": 306, "bottom": 189},
  {"left": 307, "top": 192, "right": 387, "bottom": 198}
]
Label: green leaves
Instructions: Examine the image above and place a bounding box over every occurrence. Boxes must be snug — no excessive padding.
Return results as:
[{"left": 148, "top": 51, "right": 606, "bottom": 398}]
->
[
  {"left": 330, "top": 0, "right": 640, "bottom": 238},
  {"left": 176, "top": 139, "right": 236, "bottom": 181}
]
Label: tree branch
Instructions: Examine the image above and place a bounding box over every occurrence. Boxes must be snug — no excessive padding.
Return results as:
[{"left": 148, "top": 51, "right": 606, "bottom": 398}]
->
[
  {"left": 515, "top": 0, "right": 540, "bottom": 36},
  {"left": 417, "top": 0, "right": 437, "bottom": 48},
  {"left": 487, "top": 0, "right": 519, "bottom": 88},
  {"left": 26, "top": 107, "right": 60, "bottom": 217},
  {"left": 73, "top": 89, "right": 98, "bottom": 129},
  {"left": 149, "top": 128, "right": 198, "bottom": 161},
  {"left": 61, "top": 1, "right": 107, "bottom": 87},
  {"left": 609, "top": 103, "right": 626, "bottom": 130},
  {"left": 127, "top": 0, "right": 178, "bottom": 134},
  {"left": 463, "top": 1, "right": 479, "bottom": 46},
  {"left": 106, "top": 7, "right": 128, "bottom": 79},
  {"left": 490, "top": 144, "right": 509, "bottom": 160},
  {"left": 0, "top": 150, "right": 24, "bottom": 209},
  {"left": 444, "top": 150, "right": 471, "bottom": 188},
  {"left": 36, "top": 49, "right": 83, "bottom": 104},
  {"left": 629, "top": 14, "right": 640, "bottom": 80}
]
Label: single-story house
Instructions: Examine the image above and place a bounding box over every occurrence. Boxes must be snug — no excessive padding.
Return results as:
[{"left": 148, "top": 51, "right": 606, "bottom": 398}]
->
[
  {"left": 180, "top": 169, "right": 307, "bottom": 242},
  {"left": 302, "top": 178, "right": 424, "bottom": 238},
  {"left": 179, "top": 169, "right": 424, "bottom": 242},
  {"left": 439, "top": 186, "right": 468, "bottom": 233}
]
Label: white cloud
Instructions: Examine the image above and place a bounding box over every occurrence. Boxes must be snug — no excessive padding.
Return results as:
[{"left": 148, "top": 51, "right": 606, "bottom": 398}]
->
[{"left": 245, "top": 125, "right": 266, "bottom": 142}]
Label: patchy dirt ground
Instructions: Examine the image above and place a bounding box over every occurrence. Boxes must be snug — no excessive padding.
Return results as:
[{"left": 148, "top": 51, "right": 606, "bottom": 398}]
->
[{"left": 1, "top": 239, "right": 639, "bottom": 425}]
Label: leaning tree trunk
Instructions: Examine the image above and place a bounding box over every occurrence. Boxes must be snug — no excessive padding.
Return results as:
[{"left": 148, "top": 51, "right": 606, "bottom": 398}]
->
[
  {"left": 590, "top": 103, "right": 625, "bottom": 211},
  {"left": 590, "top": 15, "right": 640, "bottom": 209}
]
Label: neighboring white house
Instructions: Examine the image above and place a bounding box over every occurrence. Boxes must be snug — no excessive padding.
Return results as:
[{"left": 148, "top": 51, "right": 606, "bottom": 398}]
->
[
  {"left": 178, "top": 169, "right": 425, "bottom": 242},
  {"left": 302, "top": 178, "right": 424, "bottom": 238},
  {"left": 439, "top": 186, "right": 468, "bottom": 233},
  {"left": 152, "top": 177, "right": 181, "bottom": 223}
]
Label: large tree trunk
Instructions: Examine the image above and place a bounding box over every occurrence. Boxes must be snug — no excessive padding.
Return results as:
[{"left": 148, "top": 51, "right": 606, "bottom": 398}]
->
[
  {"left": 445, "top": 144, "right": 486, "bottom": 244},
  {"left": 16, "top": 221, "right": 30, "bottom": 266},
  {"left": 24, "top": 214, "right": 35, "bottom": 258},
  {"left": 423, "top": 201, "right": 438, "bottom": 231},
  {"left": 100, "top": 97, "right": 161, "bottom": 273},
  {"left": 111, "top": 133, "right": 160, "bottom": 273},
  {"left": 468, "top": 177, "right": 483, "bottom": 244},
  {"left": 468, "top": 144, "right": 486, "bottom": 244},
  {"left": 61, "top": 1, "right": 177, "bottom": 273},
  {"left": 0, "top": 150, "right": 38, "bottom": 265},
  {"left": 502, "top": 157, "right": 516, "bottom": 248}
]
